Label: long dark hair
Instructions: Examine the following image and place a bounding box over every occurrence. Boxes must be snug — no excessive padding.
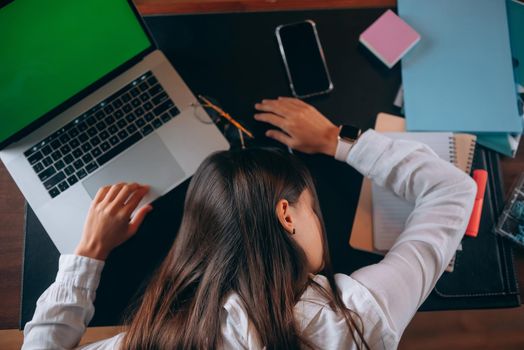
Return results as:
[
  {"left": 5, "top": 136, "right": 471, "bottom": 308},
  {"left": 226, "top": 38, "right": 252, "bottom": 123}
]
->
[{"left": 122, "top": 148, "right": 368, "bottom": 349}]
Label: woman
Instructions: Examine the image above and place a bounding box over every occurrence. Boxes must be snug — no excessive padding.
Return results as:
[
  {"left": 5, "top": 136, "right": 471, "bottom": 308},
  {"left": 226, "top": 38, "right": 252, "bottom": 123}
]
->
[{"left": 22, "top": 98, "right": 477, "bottom": 349}]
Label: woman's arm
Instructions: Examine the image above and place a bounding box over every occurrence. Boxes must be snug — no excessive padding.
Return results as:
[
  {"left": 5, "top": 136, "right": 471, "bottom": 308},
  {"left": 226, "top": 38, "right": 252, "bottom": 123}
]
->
[
  {"left": 345, "top": 130, "right": 476, "bottom": 336},
  {"left": 254, "top": 98, "right": 477, "bottom": 339},
  {"left": 22, "top": 183, "right": 152, "bottom": 349},
  {"left": 22, "top": 255, "right": 104, "bottom": 350}
]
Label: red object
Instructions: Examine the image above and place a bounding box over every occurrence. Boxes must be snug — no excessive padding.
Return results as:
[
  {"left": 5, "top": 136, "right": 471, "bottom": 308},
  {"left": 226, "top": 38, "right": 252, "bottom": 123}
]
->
[{"left": 465, "top": 170, "right": 488, "bottom": 237}]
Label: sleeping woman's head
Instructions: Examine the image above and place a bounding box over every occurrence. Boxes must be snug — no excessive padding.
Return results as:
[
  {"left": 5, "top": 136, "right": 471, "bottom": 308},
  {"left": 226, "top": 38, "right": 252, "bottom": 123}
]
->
[
  {"left": 123, "top": 148, "right": 365, "bottom": 349},
  {"left": 182, "top": 147, "right": 326, "bottom": 274}
]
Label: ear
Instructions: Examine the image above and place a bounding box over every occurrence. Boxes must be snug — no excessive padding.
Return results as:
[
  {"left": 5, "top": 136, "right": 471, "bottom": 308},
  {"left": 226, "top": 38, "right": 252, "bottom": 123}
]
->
[{"left": 275, "top": 199, "right": 294, "bottom": 234}]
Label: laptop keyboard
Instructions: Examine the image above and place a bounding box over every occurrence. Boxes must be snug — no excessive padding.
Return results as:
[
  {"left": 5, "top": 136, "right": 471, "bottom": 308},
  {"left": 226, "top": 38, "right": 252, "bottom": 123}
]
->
[{"left": 24, "top": 71, "right": 180, "bottom": 199}]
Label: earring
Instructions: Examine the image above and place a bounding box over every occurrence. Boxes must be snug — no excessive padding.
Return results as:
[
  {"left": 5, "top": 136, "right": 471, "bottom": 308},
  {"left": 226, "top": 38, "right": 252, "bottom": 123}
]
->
[{"left": 292, "top": 228, "right": 296, "bottom": 235}]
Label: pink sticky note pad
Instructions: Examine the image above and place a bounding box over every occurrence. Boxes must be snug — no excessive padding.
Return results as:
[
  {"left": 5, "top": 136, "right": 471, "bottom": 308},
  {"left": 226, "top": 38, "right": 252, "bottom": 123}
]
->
[{"left": 359, "top": 9, "right": 420, "bottom": 68}]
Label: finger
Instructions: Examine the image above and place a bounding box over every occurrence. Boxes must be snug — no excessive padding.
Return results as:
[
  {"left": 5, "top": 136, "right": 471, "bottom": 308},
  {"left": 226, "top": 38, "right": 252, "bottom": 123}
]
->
[
  {"left": 259, "top": 99, "right": 296, "bottom": 117},
  {"left": 254, "top": 113, "right": 289, "bottom": 132},
  {"left": 124, "top": 186, "right": 150, "bottom": 215},
  {"left": 254, "top": 99, "right": 296, "bottom": 118},
  {"left": 102, "top": 183, "right": 125, "bottom": 203},
  {"left": 94, "top": 185, "right": 111, "bottom": 204},
  {"left": 284, "top": 96, "right": 310, "bottom": 108},
  {"left": 128, "top": 204, "right": 153, "bottom": 236},
  {"left": 265, "top": 129, "right": 293, "bottom": 147},
  {"left": 277, "top": 96, "right": 305, "bottom": 108},
  {"left": 112, "top": 183, "right": 140, "bottom": 207}
]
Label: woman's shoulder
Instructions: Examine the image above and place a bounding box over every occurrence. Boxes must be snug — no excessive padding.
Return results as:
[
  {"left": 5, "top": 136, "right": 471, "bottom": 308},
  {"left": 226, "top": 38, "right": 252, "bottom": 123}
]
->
[
  {"left": 221, "top": 293, "right": 264, "bottom": 349},
  {"left": 294, "top": 273, "right": 399, "bottom": 349},
  {"left": 298, "top": 273, "right": 377, "bottom": 309},
  {"left": 220, "top": 275, "right": 398, "bottom": 349}
]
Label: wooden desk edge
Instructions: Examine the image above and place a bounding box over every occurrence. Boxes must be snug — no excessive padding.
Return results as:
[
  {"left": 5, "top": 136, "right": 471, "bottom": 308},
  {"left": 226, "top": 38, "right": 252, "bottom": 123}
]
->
[{"left": 134, "top": 0, "right": 396, "bottom": 15}]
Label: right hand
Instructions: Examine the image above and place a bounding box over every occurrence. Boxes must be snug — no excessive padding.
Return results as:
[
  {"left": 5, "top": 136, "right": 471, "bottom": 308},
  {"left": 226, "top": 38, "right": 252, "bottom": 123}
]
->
[
  {"left": 254, "top": 97, "right": 339, "bottom": 156},
  {"left": 75, "top": 183, "right": 153, "bottom": 261}
]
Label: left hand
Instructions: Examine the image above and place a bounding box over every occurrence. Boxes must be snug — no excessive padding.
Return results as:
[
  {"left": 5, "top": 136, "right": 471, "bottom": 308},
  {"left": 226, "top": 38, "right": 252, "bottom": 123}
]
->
[{"left": 75, "top": 183, "right": 153, "bottom": 260}]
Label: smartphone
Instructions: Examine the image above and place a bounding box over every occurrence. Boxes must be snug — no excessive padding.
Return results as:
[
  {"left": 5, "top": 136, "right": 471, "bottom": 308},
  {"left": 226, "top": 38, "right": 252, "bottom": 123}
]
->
[{"left": 275, "top": 20, "right": 334, "bottom": 99}]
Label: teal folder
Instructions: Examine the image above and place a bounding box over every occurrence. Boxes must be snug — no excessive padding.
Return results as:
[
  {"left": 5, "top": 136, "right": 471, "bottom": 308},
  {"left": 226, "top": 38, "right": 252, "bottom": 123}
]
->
[
  {"left": 508, "top": 0, "right": 524, "bottom": 86},
  {"left": 476, "top": 133, "right": 520, "bottom": 157},
  {"left": 399, "top": 0, "right": 522, "bottom": 133}
]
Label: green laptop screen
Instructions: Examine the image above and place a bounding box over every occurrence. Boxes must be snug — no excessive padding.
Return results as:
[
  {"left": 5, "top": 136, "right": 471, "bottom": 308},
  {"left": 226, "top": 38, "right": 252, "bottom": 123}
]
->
[{"left": 0, "top": 0, "right": 151, "bottom": 144}]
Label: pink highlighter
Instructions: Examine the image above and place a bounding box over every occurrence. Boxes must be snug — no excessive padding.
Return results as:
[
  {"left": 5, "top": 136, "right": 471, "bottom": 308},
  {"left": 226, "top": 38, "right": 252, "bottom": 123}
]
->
[{"left": 465, "top": 170, "right": 488, "bottom": 238}]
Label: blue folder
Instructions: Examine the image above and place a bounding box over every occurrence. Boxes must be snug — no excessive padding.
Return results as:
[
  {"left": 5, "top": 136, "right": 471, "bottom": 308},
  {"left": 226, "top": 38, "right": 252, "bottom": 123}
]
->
[
  {"left": 398, "top": 0, "right": 522, "bottom": 134},
  {"left": 508, "top": 0, "right": 524, "bottom": 86}
]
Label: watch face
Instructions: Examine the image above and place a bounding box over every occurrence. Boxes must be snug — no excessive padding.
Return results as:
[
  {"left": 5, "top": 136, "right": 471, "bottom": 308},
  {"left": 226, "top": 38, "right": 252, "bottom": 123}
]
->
[{"left": 340, "top": 125, "right": 361, "bottom": 140}]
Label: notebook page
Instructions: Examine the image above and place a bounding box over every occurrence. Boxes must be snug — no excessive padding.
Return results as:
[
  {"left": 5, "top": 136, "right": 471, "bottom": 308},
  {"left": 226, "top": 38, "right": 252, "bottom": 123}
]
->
[
  {"left": 349, "top": 113, "right": 405, "bottom": 253},
  {"left": 372, "top": 132, "right": 454, "bottom": 251}
]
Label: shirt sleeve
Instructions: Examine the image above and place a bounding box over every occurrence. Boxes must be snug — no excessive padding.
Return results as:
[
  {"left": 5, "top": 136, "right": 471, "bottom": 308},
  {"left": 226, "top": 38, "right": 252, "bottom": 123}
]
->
[
  {"left": 22, "top": 254, "right": 105, "bottom": 350},
  {"left": 344, "top": 130, "right": 477, "bottom": 338}
]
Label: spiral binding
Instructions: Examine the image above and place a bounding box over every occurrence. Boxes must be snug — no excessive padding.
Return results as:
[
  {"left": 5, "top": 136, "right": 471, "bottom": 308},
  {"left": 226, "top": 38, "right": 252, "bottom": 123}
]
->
[
  {"left": 450, "top": 135, "right": 477, "bottom": 174},
  {"left": 449, "top": 135, "right": 457, "bottom": 165},
  {"left": 466, "top": 139, "right": 476, "bottom": 173}
]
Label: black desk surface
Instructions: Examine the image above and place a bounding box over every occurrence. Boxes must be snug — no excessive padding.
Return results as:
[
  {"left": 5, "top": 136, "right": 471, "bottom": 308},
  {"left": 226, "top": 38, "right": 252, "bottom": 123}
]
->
[{"left": 20, "top": 8, "right": 519, "bottom": 328}]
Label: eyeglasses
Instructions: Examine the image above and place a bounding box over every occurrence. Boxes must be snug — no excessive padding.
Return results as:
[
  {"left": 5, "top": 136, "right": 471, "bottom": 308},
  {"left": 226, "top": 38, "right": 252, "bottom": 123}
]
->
[{"left": 190, "top": 95, "right": 254, "bottom": 149}]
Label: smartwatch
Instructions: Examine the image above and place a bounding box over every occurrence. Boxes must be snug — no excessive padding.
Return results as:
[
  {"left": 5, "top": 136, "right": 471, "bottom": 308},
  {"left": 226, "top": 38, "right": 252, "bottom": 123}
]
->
[{"left": 334, "top": 125, "right": 362, "bottom": 162}]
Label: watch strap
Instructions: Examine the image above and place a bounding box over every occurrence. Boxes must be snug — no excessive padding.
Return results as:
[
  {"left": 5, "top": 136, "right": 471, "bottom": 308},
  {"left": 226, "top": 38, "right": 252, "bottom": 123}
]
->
[
  {"left": 334, "top": 125, "right": 361, "bottom": 162},
  {"left": 334, "top": 137, "right": 355, "bottom": 162}
]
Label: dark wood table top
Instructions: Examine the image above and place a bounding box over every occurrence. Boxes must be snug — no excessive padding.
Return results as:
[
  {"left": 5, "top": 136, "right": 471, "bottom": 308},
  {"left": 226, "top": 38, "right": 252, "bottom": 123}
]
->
[{"left": 1, "top": 0, "right": 523, "bottom": 329}]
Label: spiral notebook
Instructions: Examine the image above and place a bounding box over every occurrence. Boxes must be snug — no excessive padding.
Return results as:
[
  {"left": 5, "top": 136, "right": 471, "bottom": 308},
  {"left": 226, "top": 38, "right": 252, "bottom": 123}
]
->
[
  {"left": 372, "top": 132, "right": 460, "bottom": 251},
  {"left": 350, "top": 113, "right": 477, "bottom": 255}
]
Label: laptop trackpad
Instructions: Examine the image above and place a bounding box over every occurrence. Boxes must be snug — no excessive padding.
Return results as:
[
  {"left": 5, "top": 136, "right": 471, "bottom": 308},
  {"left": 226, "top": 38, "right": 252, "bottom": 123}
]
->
[{"left": 82, "top": 134, "right": 186, "bottom": 201}]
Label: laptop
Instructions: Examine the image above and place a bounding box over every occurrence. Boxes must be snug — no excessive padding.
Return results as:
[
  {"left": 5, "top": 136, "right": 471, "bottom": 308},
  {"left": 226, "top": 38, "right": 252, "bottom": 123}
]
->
[{"left": 0, "top": 0, "right": 229, "bottom": 253}]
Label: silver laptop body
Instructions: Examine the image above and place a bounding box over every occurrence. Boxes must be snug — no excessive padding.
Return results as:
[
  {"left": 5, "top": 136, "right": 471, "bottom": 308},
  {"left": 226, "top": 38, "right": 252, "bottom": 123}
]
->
[{"left": 0, "top": 6, "right": 229, "bottom": 253}]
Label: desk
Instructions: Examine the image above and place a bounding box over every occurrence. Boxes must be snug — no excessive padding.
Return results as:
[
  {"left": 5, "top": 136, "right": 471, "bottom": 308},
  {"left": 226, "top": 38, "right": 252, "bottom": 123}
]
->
[{"left": 1, "top": 0, "right": 524, "bottom": 338}]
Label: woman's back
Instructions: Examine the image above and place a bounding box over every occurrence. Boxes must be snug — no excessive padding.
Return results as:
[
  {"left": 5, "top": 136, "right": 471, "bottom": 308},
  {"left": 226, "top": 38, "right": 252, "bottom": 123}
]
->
[
  {"left": 62, "top": 273, "right": 392, "bottom": 350},
  {"left": 221, "top": 274, "right": 395, "bottom": 349}
]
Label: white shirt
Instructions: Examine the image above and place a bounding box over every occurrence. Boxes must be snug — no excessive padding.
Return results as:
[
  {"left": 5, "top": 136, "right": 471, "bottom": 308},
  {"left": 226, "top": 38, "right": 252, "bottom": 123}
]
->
[{"left": 22, "top": 130, "right": 477, "bottom": 349}]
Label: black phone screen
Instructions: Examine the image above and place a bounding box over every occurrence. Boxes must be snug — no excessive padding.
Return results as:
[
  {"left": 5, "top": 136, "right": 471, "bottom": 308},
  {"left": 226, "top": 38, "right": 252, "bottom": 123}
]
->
[{"left": 277, "top": 21, "right": 332, "bottom": 98}]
